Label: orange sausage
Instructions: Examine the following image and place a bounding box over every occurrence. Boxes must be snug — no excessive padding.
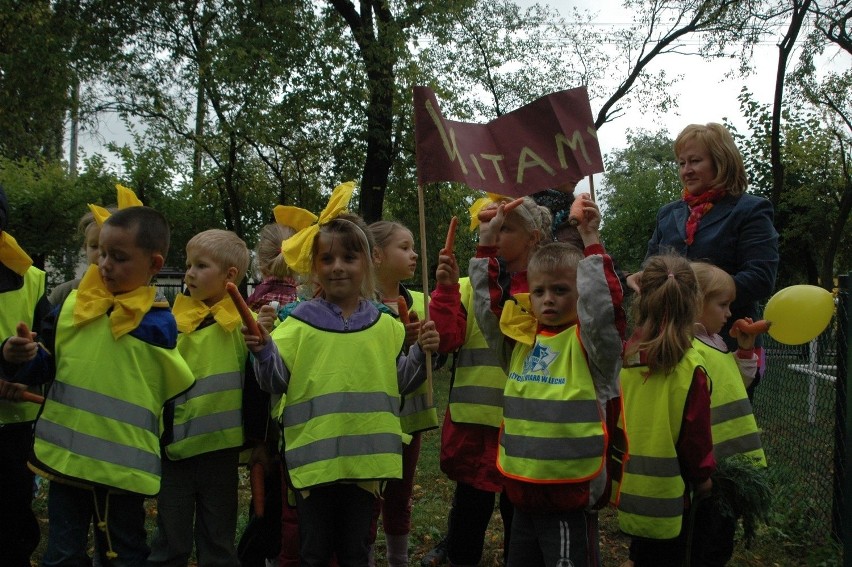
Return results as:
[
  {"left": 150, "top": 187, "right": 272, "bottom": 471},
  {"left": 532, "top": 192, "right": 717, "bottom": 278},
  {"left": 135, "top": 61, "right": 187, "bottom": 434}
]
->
[
  {"left": 443, "top": 216, "right": 459, "bottom": 254},
  {"left": 226, "top": 282, "right": 263, "bottom": 340},
  {"left": 396, "top": 296, "right": 411, "bottom": 325},
  {"left": 16, "top": 321, "right": 30, "bottom": 339},
  {"left": 250, "top": 462, "right": 265, "bottom": 518},
  {"left": 568, "top": 193, "right": 591, "bottom": 226},
  {"left": 477, "top": 197, "right": 525, "bottom": 222},
  {"left": 729, "top": 318, "right": 771, "bottom": 337},
  {"left": 20, "top": 391, "right": 44, "bottom": 404}
]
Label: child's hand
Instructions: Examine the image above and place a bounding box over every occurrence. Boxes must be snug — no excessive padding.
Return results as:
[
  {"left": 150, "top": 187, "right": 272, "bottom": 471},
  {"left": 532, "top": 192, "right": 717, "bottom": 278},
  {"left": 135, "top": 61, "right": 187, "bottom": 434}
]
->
[
  {"left": 257, "top": 305, "right": 277, "bottom": 334},
  {"left": 0, "top": 379, "right": 28, "bottom": 401},
  {"left": 2, "top": 322, "right": 38, "bottom": 364},
  {"left": 574, "top": 195, "right": 601, "bottom": 246},
  {"left": 403, "top": 311, "right": 423, "bottom": 349},
  {"left": 435, "top": 252, "right": 459, "bottom": 286},
  {"left": 625, "top": 271, "right": 642, "bottom": 295},
  {"left": 732, "top": 317, "right": 758, "bottom": 350},
  {"left": 477, "top": 204, "right": 503, "bottom": 247},
  {"left": 242, "top": 321, "right": 270, "bottom": 353},
  {"left": 417, "top": 320, "right": 440, "bottom": 353}
]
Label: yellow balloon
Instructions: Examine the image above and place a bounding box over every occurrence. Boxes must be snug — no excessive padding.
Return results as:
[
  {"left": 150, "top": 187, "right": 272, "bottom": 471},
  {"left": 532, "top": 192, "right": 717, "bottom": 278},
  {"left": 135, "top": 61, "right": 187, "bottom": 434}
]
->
[{"left": 764, "top": 285, "right": 835, "bottom": 345}]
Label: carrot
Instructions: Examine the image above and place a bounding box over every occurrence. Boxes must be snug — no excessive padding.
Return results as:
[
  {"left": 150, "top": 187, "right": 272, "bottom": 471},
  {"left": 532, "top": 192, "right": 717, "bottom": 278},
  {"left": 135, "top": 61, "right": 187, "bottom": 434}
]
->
[
  {"left": 477, "top": 197, "right": 525, "bottom": 222},
  {"left": 226, "top": 282, "right": 263, "bottom": 341},
  {"left": 250, "top": 462, "right": 265, "bottom": 518},
  {"left": 443, "top": 216, "right": 459, "bottom": 254},
  {"left": 16, "top": 321, "right": 30, "bottom": 339},
  {"left": 396, "top": 296, "right": 411, "bottom": 325},
  {"left": 568, "top": 193, "right": 591, "bottom": 226},
  {"left": 20, "top": 391, "right": 44, "bottom": 404},
  {"left": 729, "top": 318, "right": 771, "bottom": 337}
]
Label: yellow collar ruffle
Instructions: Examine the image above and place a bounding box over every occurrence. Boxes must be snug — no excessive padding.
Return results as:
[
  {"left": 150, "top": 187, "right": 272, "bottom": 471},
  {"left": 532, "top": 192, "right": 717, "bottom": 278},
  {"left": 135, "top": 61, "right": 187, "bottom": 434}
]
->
[
  {"left": 499, "top": 293, "right": 538, "bottom": 346},
  {"left": 73, "top": 265, "right": 156, "bottom": 339},
  {"left": 281, "top": 181, "right": 356, "bottom": 274},
  {"left": 0, "top": 232, "right": 33, "bottom": 275},
  {"left": 172, "top": 293, "right": 242, "bottom": 334},
  {"left": 469, "top": 192, "right": 511, "bottom": 231}
]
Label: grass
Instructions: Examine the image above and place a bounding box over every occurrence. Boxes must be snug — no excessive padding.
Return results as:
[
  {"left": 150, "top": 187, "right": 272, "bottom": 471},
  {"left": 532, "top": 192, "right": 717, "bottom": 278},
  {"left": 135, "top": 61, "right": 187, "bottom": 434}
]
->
[{"left": 30, "top": 365, "right": 845, "bottom": 565}]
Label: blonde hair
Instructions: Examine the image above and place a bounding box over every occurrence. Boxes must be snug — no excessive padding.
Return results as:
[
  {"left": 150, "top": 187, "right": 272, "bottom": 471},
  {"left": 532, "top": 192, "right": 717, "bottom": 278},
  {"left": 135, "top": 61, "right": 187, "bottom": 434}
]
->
[
  {"left": 627, "top": 254, "right": 699, "bottom": 375},
  {"left": 527, "top": 242, "right": 583, "bottom": 278},
  {"left": 254, "top": 223, "right": 296, "bottom": 279},
  {"left": 496, "top": 196, "right": 552, "bottom": 251},
  {"left": 674, "top": 123, "right": 748, "bottom": 196},
  {"left": 310, "top": 213, "right": 377, "bottom": 301},
  {"left": 368, "top": 220, "right": 411, "bottom": 250},
  {"left": 691, "top": 261, "right": 736, "bottom": 306},
  {"left": 186, "top": 229, "right": 251, "bottom": 285}
]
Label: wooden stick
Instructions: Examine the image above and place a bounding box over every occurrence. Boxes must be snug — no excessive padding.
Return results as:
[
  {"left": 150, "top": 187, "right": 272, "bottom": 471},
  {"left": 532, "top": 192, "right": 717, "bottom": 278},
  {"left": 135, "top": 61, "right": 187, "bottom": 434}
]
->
[{"left": 416, "top": 184, "right": 433, "bottom": 407}]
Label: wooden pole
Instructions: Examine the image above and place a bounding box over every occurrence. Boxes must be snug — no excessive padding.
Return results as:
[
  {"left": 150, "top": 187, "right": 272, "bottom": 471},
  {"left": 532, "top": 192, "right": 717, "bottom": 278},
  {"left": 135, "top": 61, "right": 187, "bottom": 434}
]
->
[{"left": 416, "top": 184, "right": 434, "bottom": 406}]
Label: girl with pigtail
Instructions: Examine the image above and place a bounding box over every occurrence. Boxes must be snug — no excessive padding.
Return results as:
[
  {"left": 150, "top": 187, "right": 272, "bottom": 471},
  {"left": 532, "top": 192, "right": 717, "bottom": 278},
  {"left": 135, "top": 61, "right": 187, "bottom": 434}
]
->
[{"left": 615, "top": 253, "right": 716, "bottom": 567}]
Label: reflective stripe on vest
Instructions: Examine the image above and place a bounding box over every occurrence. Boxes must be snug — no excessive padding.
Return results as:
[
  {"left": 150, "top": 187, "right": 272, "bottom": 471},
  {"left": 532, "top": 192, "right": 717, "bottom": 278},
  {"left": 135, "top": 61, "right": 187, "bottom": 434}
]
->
[
  {"left": 693, "top": 339, "right": 766, "bottom": 466},
  {"left": 449, "top": 278, "right": 506, "bottom": 427},
  {"left": 498, "top": 328, "right": 606, "bottom": 482},
  {"left": 399, "top": 291, "right": 438, "bottom": 433},
  {"left": 166, "top": 322, "right": 248, "bottom": 460},
  {"left": 274, "top": 310, "right": 405, "bottom": 489},
  {"left": 32, "top": 293, "right": 195, "bottom": 495},
  {"left": 616, "top": 348, "right": 706, "bottom": 539},
  {"left": 0, "top": 266, "right": 46, "bottom": 424}
]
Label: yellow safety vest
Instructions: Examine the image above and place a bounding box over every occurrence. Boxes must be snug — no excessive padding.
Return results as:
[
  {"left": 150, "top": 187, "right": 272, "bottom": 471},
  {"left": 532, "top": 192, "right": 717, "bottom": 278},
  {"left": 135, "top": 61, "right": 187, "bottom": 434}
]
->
[
  {"left": 449, "top": 278, "right": 507, "bottom": 427},
  {"left": 498, "top": 327, "right": 606, "bottom": 483},
  {"left": 165, "top": 321, "right": 248, "bottom": 460},
  {"left": 616, "top": 348, "right": 707, "bottom": 539},
  {"left": 693, "top": 339, "right": 766, "bottom": 466},
  {"left": 0, "top": 266, "right": 45, "bottom": 424},
  {"left": 274, "top": 310, "right": 406, "bottom": 489},
  {"left": 399, "top": 291, "right": 439, "bottom": 434},
  {"left": 30, "top": 292, "right": 195, "bottom": 495}
]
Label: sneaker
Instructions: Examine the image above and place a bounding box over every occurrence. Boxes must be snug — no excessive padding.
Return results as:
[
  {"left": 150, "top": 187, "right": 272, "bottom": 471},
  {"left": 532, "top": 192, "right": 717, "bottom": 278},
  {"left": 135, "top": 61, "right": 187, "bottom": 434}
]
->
[{"left": 420, "top": 535, "right": 449, "bottom": 566}]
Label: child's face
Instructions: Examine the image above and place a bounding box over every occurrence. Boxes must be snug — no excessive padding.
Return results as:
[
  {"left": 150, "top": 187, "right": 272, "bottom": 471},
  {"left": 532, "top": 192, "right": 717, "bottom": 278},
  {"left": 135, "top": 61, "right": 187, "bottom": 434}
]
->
[
  {"left": 528, "top": 267, "right": 578, "bottom": 328},
  {"left": 84, "top": 223, "right": 101, "bottom": 266},
  {"left": 184, "top": 248, "right": 235, "bottom": 307},
  {"left": 496, "top": 213, "right": 537, "bottom": 270},
  {"left": 98, "top": 224, "right": 163, "bottom": 295},
  {"left": 701, "top": 292, "right": 733, "bottom": 335},
  {"left": 314, "top": 232, "right": 366, "bottom": 306},
  {"left": 374, "top": 229, "right": 417, "bottom": 282}
]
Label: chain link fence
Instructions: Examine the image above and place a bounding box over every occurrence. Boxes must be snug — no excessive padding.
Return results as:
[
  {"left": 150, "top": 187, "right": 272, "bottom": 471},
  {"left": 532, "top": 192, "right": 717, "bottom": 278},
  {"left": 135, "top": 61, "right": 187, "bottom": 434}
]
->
[{"left": 751, "top": 273, "right": 849, "bottom": 557}]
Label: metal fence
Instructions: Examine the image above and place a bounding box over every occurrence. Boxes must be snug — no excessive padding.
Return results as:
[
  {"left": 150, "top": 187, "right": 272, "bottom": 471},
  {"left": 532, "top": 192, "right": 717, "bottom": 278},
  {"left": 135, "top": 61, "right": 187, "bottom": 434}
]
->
[{"left": 750, "top": 273, "right": 849, "bottom": 559}]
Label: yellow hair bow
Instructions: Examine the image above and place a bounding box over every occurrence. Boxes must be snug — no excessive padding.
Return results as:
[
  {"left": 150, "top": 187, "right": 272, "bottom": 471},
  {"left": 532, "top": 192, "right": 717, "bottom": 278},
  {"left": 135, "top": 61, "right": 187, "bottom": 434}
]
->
[
  {"left": 88, "top": 184, "right": 144, "bottom": 227},
  {"left": 281, "top": 181, "right": 356, "bottom": 274},
  {"left": 273, "top": 205, "right": 318, "bottom": 232},
  {"left": 0, "top": 231, "right": 33, "bottom": 275},
  {"left": 498, "top": 293, "right": 538, "bottom": 346},
  {"left": 469, "top": 193, "right": 512, "bottom": 231},
  {"left": 172, "top": 293, "right": 242, "bottom": 334},
  {"left": 73, "top": 265, "right": 156, "bottom": 339}
]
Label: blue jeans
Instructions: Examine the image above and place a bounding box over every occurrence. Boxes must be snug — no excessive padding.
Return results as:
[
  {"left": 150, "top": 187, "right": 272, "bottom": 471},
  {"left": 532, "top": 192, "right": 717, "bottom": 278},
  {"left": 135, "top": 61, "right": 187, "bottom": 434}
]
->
[{"left": 42, "top": 481, "right": 149, "bottom": 567}]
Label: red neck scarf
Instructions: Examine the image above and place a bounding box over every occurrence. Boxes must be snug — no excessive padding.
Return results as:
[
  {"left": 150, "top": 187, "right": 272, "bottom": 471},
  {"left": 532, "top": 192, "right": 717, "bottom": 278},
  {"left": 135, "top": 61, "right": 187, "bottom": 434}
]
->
[{"left": 682, "top": 188, "right": 727, "bottom": 245}]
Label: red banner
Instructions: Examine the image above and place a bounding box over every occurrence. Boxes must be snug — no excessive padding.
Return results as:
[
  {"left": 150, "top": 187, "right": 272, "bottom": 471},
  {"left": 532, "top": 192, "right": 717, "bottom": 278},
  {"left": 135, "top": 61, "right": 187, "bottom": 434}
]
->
[{"left": 413, "top": 86, "right": 604, "bottom": 197}]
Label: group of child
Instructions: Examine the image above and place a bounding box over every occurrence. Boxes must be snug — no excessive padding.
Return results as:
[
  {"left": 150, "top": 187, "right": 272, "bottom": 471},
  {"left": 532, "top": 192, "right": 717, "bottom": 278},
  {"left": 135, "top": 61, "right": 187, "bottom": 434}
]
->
[{"left": 0, "top": 178, "right": 766, "bottom": 567}]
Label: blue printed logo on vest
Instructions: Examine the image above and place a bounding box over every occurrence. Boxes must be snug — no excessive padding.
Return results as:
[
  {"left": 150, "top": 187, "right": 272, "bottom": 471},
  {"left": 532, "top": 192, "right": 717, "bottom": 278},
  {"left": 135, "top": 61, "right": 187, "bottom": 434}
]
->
[{"left": 523, "top": 341, "right": 559, "bottom": 376}]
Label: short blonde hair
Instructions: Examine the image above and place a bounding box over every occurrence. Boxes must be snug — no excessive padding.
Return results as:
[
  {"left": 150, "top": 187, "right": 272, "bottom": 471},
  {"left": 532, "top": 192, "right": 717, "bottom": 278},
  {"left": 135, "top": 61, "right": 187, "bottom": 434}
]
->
[
  {"left": 186, "top": 229, "right": 250, "bottom": 285},
  {"left": 528, "top": 242, "right": 583, "bottom": 278},
  {"left": 254, "top": 223, "right": 296, "bottom": 279},
  {"left": 691, "top": 261, "right": 736, "bottom": 305},
  {"left": 504, "top": 196, "right": 553, "bottom": 251},
  {"left": 674, "top": 123, "right": 748, "bottom": 196}
]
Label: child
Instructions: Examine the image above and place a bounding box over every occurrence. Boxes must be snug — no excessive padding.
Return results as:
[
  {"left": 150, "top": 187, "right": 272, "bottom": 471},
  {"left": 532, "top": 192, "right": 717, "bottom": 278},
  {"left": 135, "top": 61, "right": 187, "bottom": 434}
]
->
[
  {"left": 48, "top": 206, "right": 114, "bottom": 306},
  {"left": 1, "top": 206, "right": 196, "bottom": 565},
  {"left": 469, "top": 196, "right": 625, "bottom": 566},
  {"left": 689, "top": 261, "right": 766, "bottom": 565},
  {"left": 615, "top": 254, "right": 716, "bottom": 567},
  {"left": 246, "top": 221, "right": 300, "bottom": 311},
  {"left": 0, "top": 184, "right": 49, "bottom": 567},
  {"left": 148, "top": 229, "right": 269, "bottom": 566},
  {"left": 425, "top": 195, "right": 551, "bottom": 566},
  {"left": 369, "top": 220, "right": 439, "bottom": 567},
  {"left": 245, "top": 208, "right": 439, "bottom": 566}
]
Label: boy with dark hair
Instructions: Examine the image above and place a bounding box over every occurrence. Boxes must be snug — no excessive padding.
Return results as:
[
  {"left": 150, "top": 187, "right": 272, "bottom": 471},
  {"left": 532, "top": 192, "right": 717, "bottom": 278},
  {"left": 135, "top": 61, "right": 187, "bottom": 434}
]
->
[
  {"left": 0, "top": 184, "right": 50, "bottom": 567},
  {"left": 1, "top": 205, "right": 195, "bottom": 565}
]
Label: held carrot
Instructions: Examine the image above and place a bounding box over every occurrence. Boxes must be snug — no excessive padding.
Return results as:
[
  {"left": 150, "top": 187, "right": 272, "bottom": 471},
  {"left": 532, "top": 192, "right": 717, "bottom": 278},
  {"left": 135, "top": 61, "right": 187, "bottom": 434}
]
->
[
  {"left": 729, "top": 318, "right": 771, "bottom": 337},
  {"left": 477, "top": 197, "right": 525, "bottom": 222},
  {"left": 16, "top": 321, "right": 30, "bottom": 339},
  {"left": 250, "top": 462, "right": 265, "bottom": 518},
  {"left": 568, "top": 193, "right": 591, "bottom": 226},
  {"left": 443, "top": 216, "right": 459, "bottom": 254},
  {"left": 20, "top": 391, "right": 44, "bottom": 404},
  {"left": 226, "top": 282, "right": 263, "bottom": 341},
  {"left": 396, "top": 296, "right": 411, "bottom": 325}
]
